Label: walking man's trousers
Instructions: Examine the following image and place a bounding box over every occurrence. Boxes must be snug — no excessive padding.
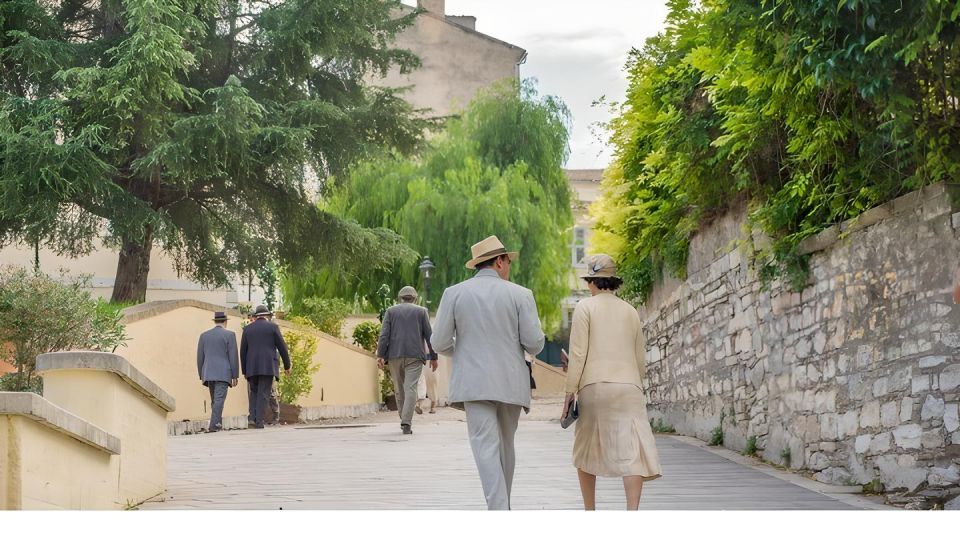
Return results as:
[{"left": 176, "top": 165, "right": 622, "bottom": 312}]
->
[
  {"left": 389, "top": 357, "right": 423, "bottom": 427},
  {"left": 463, "top": 400, "right": 522, "bottom": 510}
]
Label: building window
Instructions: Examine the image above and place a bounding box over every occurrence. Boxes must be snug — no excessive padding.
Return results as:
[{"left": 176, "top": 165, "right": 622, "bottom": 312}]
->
[{"left": 572, "top": 226, "right": 586, "bottom": 266}]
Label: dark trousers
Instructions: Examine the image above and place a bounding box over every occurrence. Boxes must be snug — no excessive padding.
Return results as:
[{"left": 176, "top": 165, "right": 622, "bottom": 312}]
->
[
  {"left": 247, "top": 378, "right": 279, "bottom": 424},
  {"left": 247, "top": 375, "right": 274, "bottom": 427},
  {"left": 206, "top": 381, "right": 229, "bottom": 431}
]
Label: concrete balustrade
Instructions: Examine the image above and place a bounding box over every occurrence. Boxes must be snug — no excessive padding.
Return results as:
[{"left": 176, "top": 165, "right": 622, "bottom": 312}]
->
[{"left": 0, "top": 351, "right": 175, "bottom": 509}]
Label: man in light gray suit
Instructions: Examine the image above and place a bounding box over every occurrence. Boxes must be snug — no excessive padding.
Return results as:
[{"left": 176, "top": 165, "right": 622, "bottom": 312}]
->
[
  {"left": 197, "top": 311, "right": 240, "bottom": 432},
  {"left": 431, "top": 235, "right": 546, "bottom": 510}
]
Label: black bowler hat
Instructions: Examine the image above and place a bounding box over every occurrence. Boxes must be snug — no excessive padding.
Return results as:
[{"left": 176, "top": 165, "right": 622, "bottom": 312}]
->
[{"left": 213, "top": 311, "right": 228, "bottom": 322}]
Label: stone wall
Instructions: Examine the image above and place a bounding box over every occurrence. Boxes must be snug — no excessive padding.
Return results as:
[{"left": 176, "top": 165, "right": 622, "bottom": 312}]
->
[{"left": 642, "top": 183, "right": 960, "bottom": 502}]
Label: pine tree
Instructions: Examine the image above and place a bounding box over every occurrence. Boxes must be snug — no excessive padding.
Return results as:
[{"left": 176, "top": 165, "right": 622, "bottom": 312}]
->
[{"left": 0, "top": 0, "right": 427, "bottom": 301}]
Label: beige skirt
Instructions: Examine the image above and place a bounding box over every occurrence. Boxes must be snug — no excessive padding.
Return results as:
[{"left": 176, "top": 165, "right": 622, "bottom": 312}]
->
[{"left": 573, "top": 382, "right": 662, "bottom": 479}]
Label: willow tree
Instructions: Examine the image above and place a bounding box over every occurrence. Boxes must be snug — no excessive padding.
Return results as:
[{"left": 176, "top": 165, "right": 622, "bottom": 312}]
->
[
  {"left": 288, "top": 80, "right": 573, "bottom": 332},
  {"left": 0, "top": 0, "right": 427, "bottom": 302}
]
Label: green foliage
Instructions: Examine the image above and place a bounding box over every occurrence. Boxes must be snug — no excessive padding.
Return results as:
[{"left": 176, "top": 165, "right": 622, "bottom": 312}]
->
[
  {"left": 651, "top": 418, "right": 676, "bottom": 433},
  {"left": 352, "top": 321, "right": 381, "bottom": 353},
  {"left": 0, "top": 267, "right": 128, "bottom": 391},
  {"left": 379, "top": 367, "right": 395, "bottom": 402},
  {"left": 291, "top": 80, "right": 573, "bottom": 332},
  {"left": 0, "top": 0, "right": 428, "bottom": 302},
  {"left": 278, "top": 327, "right": 321, "bottom": 406},
  {"left": 744, "top": 435, "right": 758, "bottom": 456},
  {"left": 292, "top": 297, "right": 352, "bottom": 339},
  {"left": 780, "top": 447, "right": 792, "bottom": 466},
  {"left": 594, "top": 0, "right": 960, "bottom": 300},
  {"left": 709, "top": 426, "right": 724, "bottom": 447}
]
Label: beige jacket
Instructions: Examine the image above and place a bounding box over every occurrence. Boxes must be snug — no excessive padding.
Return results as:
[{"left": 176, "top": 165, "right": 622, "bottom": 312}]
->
[{"left": 564, "top": 292, "right": 646, "bottom": 394}]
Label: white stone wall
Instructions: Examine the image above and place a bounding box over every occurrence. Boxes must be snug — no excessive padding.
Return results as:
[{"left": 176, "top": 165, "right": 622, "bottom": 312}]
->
[{"left": 642, "top": 184, "right": 960, "bottom": 500}]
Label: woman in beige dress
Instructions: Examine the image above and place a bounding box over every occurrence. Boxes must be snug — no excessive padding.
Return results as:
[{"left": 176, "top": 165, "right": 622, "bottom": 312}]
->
[{"left": 562, "top": 254, "right": 662, "bottom": 510}]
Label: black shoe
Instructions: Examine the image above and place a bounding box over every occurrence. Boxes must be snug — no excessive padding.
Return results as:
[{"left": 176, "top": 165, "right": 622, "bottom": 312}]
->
[{"left": 401, "top": 424, "right": 412, "bottom": 435}]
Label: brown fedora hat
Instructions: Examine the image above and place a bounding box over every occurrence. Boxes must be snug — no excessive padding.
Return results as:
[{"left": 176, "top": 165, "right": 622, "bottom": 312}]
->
[{"left": 465, "top": 235, "right": 519, "bottom": 269}]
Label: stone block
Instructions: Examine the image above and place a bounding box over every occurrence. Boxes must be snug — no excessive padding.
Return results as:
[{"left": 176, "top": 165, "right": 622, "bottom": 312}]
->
[
  {"left": 813, "top": 331, "right": 828, "bottom": 355},
  {"left": 919, "top": 356, "right": 948, "bottom": 369},
  {"left": 912, "top": 375, "right": 930, "bottom": 394},
  {"left": 814, "top": 467, "right": 852, "bottom": 485},
  {"left": 943, "top": 332, "right": 960, "bottom": 349},
  {"left": 928, "top": 465, "right": 960, "bottom": 487},
  {"left": 855, "top": 435, "right": 872, "bottom": 454},
  {"left": 860, "top": 401, "right": 880, "bottom": 429},
  {"left": 809, "top": 451, "right": 831, "bottom": 471},
  {"left": 875, "top": 454, "right": 928, "bottom": 492},
  {"left": 941, "top": 364, "right": 960, "bottom": 392},
  {"left": 869, "top": 432, "right": 892, "bottom": 454},
  {"left": 893, "top": 424, "right": 922, "bottom": 449},
  {"left": 922, "top": 428, "right": 945, "bottom": 449},
  {"left": 881, "top": 401, "right": 899, "bottom": 427},
  {"left": 815, "top": 390, "right": 836, "bottom": 414},
  {"left": 735, "top": 329, "right": 752, "bottom": 354},
  {"left": 820, "top": 413, "right": 839, "bottom": 440},
  {"left": 945, "top": 403, "right": 960, "bottom": 433},
  {"left": 839, "top": 411, "right": 859, "bottom": 438},
  {"left": 901, "top": 397, "right": 914, "bottom": 422},
  {"left": 921, "top": 394, "right": 945, "bottom": 421}
]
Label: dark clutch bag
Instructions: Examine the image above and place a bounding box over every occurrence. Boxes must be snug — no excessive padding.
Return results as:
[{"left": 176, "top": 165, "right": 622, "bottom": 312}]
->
[{"left": 560, "top": 399, "right": 579, "bottom": 429}]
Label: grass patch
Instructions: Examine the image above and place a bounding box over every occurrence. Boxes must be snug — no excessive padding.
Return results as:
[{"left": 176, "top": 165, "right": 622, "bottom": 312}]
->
[{"left": 744, "top": 435, "right": 758, "bottom": 456}]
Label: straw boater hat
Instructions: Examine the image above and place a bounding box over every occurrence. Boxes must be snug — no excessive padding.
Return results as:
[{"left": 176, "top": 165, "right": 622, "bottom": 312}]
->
[
  {"left": 465, "top": 235, "right": 519, "bottom": 269},
  {"left": 582, "top": 254, "right": 620, "bottom": 280}
]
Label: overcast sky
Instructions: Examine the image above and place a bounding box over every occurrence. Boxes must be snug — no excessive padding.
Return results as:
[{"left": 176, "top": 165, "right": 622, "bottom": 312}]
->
[{"left": 402, "top": 0, "right": 670, "bottom": 170}]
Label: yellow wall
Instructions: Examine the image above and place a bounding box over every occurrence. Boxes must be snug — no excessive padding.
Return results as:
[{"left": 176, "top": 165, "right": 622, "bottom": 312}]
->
[
  {"left": 1, "top": 416, "right": 116, "bottom": 510},
  {"left": 119, "top": 303, "right": 378, "bottom": 424},
  {"left": 41, "top": 369, "right": 168, "bottom": 505},
  {"left": 531, "top": 360, "right": 567, "bottom": 398}
]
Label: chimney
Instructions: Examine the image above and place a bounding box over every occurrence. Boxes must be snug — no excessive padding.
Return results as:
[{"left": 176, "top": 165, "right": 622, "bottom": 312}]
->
[{"left": 417, "top": 0, "right": 444, "bottom": 15}]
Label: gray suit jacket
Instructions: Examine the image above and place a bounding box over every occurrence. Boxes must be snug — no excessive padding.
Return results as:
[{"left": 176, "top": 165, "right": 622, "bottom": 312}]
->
[
  {"left": 431, "top": 269, "right": 545, "bottom": 408},
  {"left": 197, "top": 325, "right": 240, "bottom": 384},
  {"left": 377, "top": 302, "right": 436, "bottom": 361}
]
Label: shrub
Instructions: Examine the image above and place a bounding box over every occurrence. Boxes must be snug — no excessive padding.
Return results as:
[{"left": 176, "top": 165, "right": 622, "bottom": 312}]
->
[
  {"left": 0, "top": 267, "right": 128, "bottom": 392},
  {"left": 744, "top": 435, "right": 758, "bottom": 456},
  {"left": 278, "top": 326, "right": 321, "bottom": 406},
  {"left": 352, "top": 321, "right": 381, "bottom": 353},
  {"left": 780, "top": 447, "right": 792, "bottom": 467},
  {"left": 709, "top": 426, "right": 724, "bottom": 446},
  {"left": 651, "top": 418, "right": 675, "bottom": 433},
  {"left": 296, "top": 297, "right": 352, "bottom": 338},
  {"left": 379, "top": 367, "right": 394, "bottom": 402}
]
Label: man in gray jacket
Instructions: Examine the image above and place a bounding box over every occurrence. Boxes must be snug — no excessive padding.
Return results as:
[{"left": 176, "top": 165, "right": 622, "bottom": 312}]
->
[
  {"left": 197, "top": 311, "right": 240, "bottom": 432},
  {"left": 377, "top": 285, "right": 437, "bottom": 435},
  {"left": 431, "top": 236, "right": 545, "bottom": 510}
]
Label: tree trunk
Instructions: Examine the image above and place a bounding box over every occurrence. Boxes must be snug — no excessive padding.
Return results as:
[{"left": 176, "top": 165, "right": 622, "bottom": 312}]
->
[{"left": 111, "top": 227, "right": 153, "bottom": 303}]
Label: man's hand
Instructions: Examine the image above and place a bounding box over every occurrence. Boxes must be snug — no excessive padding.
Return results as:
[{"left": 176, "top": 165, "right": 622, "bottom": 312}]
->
[
  {"left": 429, "top": 359, "right": 438, "bottom": 372},
  {"left": 561, "top": 392, "right": 575, "bottom": 419},
  {"left": 377, "top": 358, "right": 385, "bottom": 370},
  {"left": 230, "top": 378, "right": 238, "bottom": 388},
  {"left": 284, "top": 367, "right": 291, "bottom": 377}
]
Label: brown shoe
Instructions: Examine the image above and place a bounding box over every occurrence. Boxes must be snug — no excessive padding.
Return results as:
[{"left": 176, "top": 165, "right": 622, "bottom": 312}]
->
[{"left": 415, "top": 405, "right": 423, "bottom": 415}]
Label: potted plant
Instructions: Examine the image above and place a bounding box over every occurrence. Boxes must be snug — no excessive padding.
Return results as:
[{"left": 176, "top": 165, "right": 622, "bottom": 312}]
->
[{"left": 278, "top": 321, "right": 321, "bottom": 423}]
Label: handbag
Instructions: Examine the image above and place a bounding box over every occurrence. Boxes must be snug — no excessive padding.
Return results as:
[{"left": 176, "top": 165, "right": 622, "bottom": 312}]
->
[
  {"left": 560, "top": 398, "right": 578, "bottom": 429},
  {"left": 560, "top": 345, "right": 589, "bottom": 429}
]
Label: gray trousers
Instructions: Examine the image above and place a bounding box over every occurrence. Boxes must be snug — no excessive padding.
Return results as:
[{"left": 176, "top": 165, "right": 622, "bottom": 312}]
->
[
  {"left": 389, "top": 358, "right": 423, "bottom": 427},
  {"left": 206, "top": 381, "right": 229, "bottom": 431},
  {"left": 464, "top": 400, "right": 522, "bottom": 510}
]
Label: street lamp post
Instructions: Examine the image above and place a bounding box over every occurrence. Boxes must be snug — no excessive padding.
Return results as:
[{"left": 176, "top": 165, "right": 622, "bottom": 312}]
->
[{"left": 418, "top": 256, "right": 435, "bottom": 307}]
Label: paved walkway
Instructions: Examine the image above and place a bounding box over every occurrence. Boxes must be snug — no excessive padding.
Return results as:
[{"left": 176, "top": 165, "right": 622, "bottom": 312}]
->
[{"left": 141, "top": 400, "right": 889, "bottom": 510}]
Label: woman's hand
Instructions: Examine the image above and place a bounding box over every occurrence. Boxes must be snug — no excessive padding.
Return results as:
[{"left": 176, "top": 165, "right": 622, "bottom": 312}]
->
[{"left": 562, "top": 392, "right": 575, "bottom": 418}]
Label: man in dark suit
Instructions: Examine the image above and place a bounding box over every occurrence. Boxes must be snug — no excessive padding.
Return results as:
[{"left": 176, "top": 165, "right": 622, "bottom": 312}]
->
[
  {"left": 240, "top": 305, "right": 291, "bottom": 429},
  {"left": 197, "top": 311, "right": 239, "bottom": 432}
]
